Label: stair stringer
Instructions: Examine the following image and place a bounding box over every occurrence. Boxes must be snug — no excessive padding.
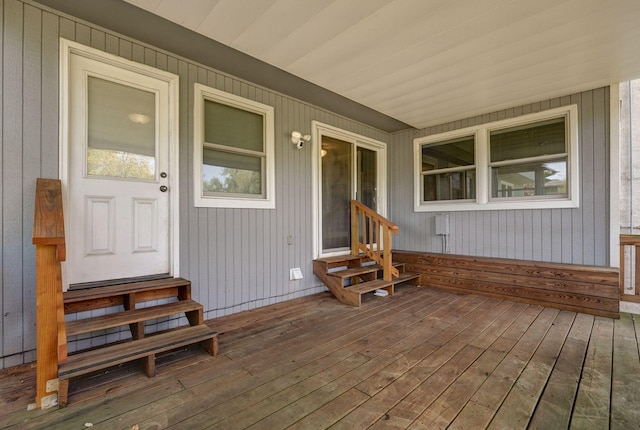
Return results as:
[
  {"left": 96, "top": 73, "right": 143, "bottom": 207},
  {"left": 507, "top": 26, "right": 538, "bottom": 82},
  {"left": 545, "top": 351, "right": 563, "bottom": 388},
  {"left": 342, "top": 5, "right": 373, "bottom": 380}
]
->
[{"left": 312, "top": 260, "right": 362, "bottom": 307}]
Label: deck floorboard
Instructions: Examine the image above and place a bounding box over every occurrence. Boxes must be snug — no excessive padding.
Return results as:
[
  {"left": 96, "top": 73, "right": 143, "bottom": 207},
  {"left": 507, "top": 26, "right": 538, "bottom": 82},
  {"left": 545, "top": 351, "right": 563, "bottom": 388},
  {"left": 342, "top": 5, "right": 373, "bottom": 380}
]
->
[{"left": 1, "top": 285, "right": 639, "bottom": 429}]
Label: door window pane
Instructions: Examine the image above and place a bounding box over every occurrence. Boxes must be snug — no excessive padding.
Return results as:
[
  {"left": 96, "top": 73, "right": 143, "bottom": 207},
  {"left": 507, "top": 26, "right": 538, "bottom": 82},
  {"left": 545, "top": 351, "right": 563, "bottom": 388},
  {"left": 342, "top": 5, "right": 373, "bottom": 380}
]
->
[
  {"left": 322, "top": 137, "right": 353, "bottom": 251},
  {"left": 86, "top": 77, "right": 156, "bottom": 180},
  {"left": 357, "top": 146, "right": 377, "bottom": 211}
]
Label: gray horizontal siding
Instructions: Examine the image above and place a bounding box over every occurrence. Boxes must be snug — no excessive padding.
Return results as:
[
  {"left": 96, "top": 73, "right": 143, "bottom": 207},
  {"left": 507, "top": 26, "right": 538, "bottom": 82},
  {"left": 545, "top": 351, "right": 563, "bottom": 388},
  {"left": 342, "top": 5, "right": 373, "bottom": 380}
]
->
[
  {"left": 390, "top": 88, "right": 610, "bottom": 267},
  {"left": 0, "top": 0, "right": 390, "bottom": 367}
]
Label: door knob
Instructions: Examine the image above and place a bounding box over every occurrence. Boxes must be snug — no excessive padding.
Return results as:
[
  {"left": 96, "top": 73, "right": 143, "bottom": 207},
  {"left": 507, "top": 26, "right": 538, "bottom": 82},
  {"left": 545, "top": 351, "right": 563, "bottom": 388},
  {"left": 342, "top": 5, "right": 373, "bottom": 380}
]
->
[
  {"left": 160, "top": 172, "right": 167, "bottom": 178},
  {"left": 160, "top": 185, "right": 168, "bottom": 192}
]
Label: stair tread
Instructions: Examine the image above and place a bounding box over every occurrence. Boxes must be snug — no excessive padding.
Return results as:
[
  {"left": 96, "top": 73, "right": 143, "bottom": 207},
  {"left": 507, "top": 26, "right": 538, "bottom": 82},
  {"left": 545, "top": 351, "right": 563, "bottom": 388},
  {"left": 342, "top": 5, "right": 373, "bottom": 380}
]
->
[
  {"left": 329, "top": 265, "right": 383, "bottom": 278},
  {"left": 66, "top": 299, "right": 203, "bottom": 337},
  {"left": 394, "top": 272, "right": 420, "bottom": 282},
  {"left": 59, "top": 324, "right": 217, "bottom": 379},
  {"left": 347, "top": 279, "right": 394, "bottom": 294},
  {"left": 314, "top": 255, "right": 364, "bottom": 264},
  {"left": 64, "top": 277, "right": 190, "bottom": 303}
]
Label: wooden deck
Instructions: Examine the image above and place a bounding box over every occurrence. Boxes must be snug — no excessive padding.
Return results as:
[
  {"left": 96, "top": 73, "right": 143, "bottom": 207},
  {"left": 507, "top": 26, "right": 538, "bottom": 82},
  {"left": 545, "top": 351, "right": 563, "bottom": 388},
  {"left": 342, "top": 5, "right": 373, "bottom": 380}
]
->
[{"left": 1, "top": 285, "right": 639, "bottom": 429}]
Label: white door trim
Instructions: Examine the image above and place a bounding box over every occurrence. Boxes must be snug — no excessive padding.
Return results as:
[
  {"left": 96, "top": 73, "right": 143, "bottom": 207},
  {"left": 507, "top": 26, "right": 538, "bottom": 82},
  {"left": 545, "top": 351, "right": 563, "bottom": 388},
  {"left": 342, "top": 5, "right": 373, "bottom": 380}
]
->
[
  {"left": 311, "top": 121, "right": 388, "bottom": 259},
  {"left": 59, "top": 38, "right": 180, "bottom": 289}
]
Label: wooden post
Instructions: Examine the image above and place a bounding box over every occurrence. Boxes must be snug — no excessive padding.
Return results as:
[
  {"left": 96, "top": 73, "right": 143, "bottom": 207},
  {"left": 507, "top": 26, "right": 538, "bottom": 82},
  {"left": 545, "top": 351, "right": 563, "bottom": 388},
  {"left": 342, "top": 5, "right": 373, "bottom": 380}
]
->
[
  {"left": 350, "top": 201, "right": 358, "bottom": 256},
  {"left": 620, "top": 243, "right": 626, "bottom": 296},
  {"left": 383, "top": 226, "right": 392, "bottom": 281},
  {"left": 35, "top": 245, "right": 62, "bottom": 408},
  {"left": 635, "top": 244, "right": 640, "bottom": 297},
  {"left": 32, "top": 178, "right": 66, "bottom": 408}
]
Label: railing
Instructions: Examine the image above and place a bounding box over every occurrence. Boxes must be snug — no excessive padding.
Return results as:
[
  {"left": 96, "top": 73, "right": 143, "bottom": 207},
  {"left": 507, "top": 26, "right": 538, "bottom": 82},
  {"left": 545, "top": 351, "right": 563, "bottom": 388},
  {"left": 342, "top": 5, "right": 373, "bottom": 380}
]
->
[
  {"left": 32, "top": 178, "right": 67, "bottom": 409},
  {"left": 620, "top": 234, "right": 640, "bottom": 303},
  {"left": 350, "top": 200, "right": 399, "bottom": 281}
]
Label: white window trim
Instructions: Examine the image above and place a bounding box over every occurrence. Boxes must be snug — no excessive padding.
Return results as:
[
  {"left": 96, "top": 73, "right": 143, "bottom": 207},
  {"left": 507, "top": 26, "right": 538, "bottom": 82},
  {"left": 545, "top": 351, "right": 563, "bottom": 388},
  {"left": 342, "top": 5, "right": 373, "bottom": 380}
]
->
[
  {"left": 193, "top": 83, "right": 275, "bottom": 209},
  {"left": 414, "top": 105, "right": 579, "bottom": 212}
]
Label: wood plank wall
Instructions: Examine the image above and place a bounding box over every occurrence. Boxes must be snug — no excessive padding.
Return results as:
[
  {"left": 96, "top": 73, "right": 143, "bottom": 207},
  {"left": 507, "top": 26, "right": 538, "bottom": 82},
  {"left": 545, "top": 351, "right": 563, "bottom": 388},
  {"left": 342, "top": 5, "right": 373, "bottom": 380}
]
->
[
  {"left": 393, "top": 250, "right": 620, "bottom": 318},
  {"left": 390, "top": 88, "right": 610, "bottom": 267},
  {"left": 0, "top": 0, "right": 390, "bottom": 368}
]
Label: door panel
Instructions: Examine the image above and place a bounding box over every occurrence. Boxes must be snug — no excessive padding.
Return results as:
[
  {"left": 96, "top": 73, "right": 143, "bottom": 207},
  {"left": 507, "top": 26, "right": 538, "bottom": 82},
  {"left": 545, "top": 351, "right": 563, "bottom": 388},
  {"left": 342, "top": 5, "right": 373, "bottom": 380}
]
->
[
  {"left": 320, "top": 135, "right": 383, "bottom": 255},
  {"left": 321, "top": 136, "right": 353, "bottom": 252},
  {"left": 66, "top": 52, "right": 171, "bottom": 285}
]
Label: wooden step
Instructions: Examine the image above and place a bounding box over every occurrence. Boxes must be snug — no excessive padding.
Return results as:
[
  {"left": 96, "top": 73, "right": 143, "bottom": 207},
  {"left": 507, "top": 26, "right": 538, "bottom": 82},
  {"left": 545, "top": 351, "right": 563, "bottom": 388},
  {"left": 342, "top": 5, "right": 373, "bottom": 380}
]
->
[
  {"left": 347, "top": 279, "right": 395, "bottom": 295},
  {"left": 65, "top": 299, "right": 203, "bottom": 337},
  {"left": 329, "top": 265, "right": 382, "bottom": 282},
  {"left": 63, "top": 277, "right": 192, "bottom": 314},
  {"left": 63, "top": 277, "right": 191, "bottom": 303},
  {"left": 57, "top": 324, "right": 218, "bottom": 407},
  {"left": 313, "top": 254, "right": 367, "bottom": 271},
  {"left": 394, "top": 271, "right": 421, "bottom": 284}
]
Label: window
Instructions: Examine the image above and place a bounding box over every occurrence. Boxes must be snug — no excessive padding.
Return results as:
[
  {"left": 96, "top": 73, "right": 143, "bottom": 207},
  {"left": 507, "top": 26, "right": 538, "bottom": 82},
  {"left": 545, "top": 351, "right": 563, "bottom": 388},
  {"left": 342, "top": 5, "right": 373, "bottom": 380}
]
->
[
  {"left": 194, "top": 84, "right": 275, "bottom": 208},
  {"left": 414, "top": 105, "right": 579, "bottom": 211},
  {"left": 420, "top": 135, "right": 476, "bottom": 202}
]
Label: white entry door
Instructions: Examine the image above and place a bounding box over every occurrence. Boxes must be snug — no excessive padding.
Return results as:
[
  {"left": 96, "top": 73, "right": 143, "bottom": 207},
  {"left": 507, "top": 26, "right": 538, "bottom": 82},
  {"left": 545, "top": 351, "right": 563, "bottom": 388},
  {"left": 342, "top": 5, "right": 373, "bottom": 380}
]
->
[{"left": 62, "top": 41, "right": 178, "bottom": 286}]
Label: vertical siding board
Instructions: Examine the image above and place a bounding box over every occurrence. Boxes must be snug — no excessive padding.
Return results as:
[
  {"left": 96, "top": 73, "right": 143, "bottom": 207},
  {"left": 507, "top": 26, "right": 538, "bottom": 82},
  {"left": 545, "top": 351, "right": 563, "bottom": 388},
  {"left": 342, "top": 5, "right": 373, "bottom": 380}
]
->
[
  {"left": 90, "top": 28, "right": 105, "bottom": 51},
  {"left": 105, "top": 33, "right": 118, "bottom": 56},
  {"left": 118, "top": 38, "right": 132, "bottom": 60},
  {"left": 131, "top": 42, "right": 144, "bottom": 63},
  {"left": 75, "top": 22, "right": 90, "bottom": 45},
  {"left": 2, "top": 0, "right": 24, "bottom": 364},
  {"left": 562, "top": 208, "right": 574, "bottom": 264},
  {"left": 176, "top": 58, "right": 189, "bottom": 285},
  {"left": 551, "top": 209, "right": 563, "bottom": 262},
  {"left": 186, "top": 63, "right": 198, "bottom": 288},
  {"left": 531, "top": 209, "right": 542, "bottom": 261},
  {"left": 22, "top": 3, "right": 42, "bottom": 356},
  {"left": 40, "top": 10, "right": 58, "bottom": 179},
  {"left": 59, "top": 16, "right": 74, "bottom": 40},
  {"left": 0, "top": 0, "right": 4, "bottom": 367},
  {"left": 195, "top": 66, "right": 208, "bottom": 309}
]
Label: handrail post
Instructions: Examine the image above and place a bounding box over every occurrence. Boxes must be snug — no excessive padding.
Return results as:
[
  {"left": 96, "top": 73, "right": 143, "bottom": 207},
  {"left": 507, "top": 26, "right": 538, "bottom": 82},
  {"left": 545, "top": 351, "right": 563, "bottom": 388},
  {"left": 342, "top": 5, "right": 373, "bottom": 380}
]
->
[
  {"left": 33, "top": 178, "right": 66, "bottom": 408},
  {"left": 350, "top": 202, "right": 359, "bottom": 256},
  {"left": 350, "top": 200, "right": 399, "bottom": 280},
  {"left": 383, "top": 226, "right": 393, "bottom": 281}
]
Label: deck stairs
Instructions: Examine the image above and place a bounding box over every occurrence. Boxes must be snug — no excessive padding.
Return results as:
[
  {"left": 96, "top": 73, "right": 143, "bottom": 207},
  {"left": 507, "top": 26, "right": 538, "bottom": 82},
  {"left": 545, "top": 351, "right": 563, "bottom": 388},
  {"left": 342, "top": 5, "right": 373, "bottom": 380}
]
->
[
  {"left": 313, "top": 254, "right": 421, "bottom": 307},
  {"left": 57, "top": 277, "right": 218, "bottom": 407}
]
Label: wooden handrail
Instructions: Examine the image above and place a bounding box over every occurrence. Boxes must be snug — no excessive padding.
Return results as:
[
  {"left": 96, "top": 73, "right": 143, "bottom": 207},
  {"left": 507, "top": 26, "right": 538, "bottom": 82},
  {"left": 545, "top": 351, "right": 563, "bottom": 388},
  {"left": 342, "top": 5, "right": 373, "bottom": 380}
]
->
[
  {"left": 32, "top": 178, "right": 67, "bottom": 408},
  {"left": 350, "top": 200, "right": 399, "bottom": 281},
  {"left": 620, "top": 234, "right": 640, "bottom": 304}
]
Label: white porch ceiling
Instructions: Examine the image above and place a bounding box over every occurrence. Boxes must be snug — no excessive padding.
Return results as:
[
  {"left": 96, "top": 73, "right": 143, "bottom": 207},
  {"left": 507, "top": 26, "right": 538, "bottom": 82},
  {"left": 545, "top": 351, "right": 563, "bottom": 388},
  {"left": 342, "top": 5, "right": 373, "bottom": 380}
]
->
[{"left": 124, "top": 0, "right": 640, "bottom": 130}]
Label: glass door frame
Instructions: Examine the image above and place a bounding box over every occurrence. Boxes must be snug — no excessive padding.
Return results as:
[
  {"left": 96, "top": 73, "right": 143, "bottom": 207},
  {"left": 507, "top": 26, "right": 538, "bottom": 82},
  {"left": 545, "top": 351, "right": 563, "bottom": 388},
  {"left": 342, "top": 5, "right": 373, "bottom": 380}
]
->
[{"left": 312, "top": 121, "right": 388, "bottom": 258}]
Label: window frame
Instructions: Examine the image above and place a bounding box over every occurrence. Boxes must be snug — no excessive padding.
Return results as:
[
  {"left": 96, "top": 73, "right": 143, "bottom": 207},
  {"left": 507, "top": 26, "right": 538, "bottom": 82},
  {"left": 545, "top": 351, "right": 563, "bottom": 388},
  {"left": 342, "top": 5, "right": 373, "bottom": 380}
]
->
[
  {"left": 414, "top": 105, "right": 579, "bottom": 212},
  {"left": 194, "top": 83, "right": 275, "bottom": 209}
]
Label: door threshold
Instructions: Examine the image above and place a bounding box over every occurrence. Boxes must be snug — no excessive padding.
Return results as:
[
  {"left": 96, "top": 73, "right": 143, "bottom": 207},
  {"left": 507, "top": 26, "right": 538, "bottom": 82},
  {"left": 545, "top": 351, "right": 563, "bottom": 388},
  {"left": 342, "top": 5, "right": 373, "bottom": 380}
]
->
[{"left": 68, "top": 274, "right": 172, "bottom": 291}]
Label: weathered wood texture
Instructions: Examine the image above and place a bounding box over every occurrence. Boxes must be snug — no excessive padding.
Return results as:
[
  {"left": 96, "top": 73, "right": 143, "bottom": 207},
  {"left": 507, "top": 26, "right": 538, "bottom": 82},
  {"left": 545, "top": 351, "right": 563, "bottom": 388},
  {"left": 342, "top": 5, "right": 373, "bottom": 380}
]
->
[
  {"left": 393, "top": 250, "right": 619, "bottom": 318},
  {"left": 57, "top": 278, "right": 218, "bottom": 407},
  {"left": 32, "top": 178, "right": 66, "bottom": 408},
  {"left": 620, "top": 234, "right": 640, "bottom": 303},
  {"left": 1, "top": 287, "right": 638, "bottom": 429}
]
